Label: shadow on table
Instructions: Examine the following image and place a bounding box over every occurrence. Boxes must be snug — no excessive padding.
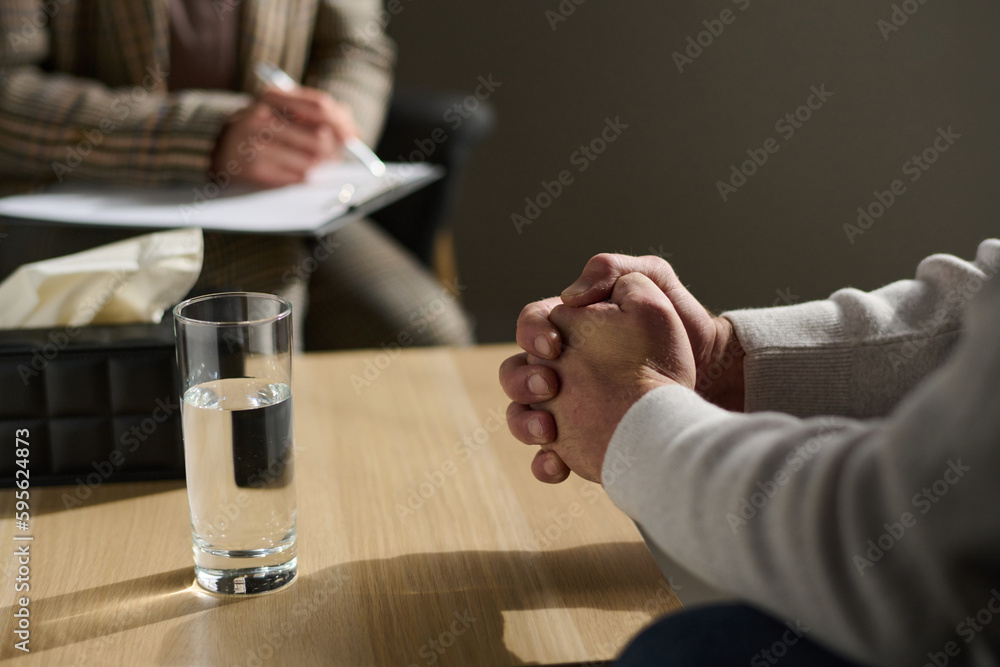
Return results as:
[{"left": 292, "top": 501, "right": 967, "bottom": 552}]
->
[
  {"left": 29, "top": 479, "right": 186, "bottom": 517},
  {"left": 2, "top": 543, "right": 676, "bottom": 664}
]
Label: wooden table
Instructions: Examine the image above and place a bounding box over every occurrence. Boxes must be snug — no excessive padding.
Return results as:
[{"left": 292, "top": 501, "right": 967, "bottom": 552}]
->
[{"left": 0, "top": 345, "right": 680, "bottom": 665}]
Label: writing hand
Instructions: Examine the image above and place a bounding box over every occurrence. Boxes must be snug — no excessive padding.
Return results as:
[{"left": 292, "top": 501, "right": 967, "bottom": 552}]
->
[{"left": 211, "top": 86, "right": 359, "bottom": 188}]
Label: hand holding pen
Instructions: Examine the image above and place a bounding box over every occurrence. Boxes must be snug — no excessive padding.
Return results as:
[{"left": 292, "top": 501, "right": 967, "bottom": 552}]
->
[
  {"left": 255, "top": 63, "right": 386, "bottom": 177},
  {"left": 210, "top": 63, "right": 383, "bottom": 188}
]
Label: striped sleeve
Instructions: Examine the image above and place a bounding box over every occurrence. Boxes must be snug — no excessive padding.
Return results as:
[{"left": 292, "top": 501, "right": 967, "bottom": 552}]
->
[
  {"left": 304, "top": 0, "right": 396, "bottom": 146},
  {"left": 0, "top": 2, "right": 249, "bottom": 187}
]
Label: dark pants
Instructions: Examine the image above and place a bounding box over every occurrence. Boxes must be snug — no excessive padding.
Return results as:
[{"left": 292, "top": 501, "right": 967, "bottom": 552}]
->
[{"left": 617, "top": 603, "right": 866, "bottom": 667}]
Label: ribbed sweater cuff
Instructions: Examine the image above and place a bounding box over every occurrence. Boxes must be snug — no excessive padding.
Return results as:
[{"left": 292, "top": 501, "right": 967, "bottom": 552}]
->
[{"left": 723, "top": 301, "right": 852, "bottom": 417}]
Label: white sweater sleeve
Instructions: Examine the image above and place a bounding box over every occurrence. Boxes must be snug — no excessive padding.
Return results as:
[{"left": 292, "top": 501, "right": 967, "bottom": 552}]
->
[
  {"left": 603, "top": 243, "right": 1000, "bottom": 666},
  {"left": 723, "top": 240, "right": 1000, "bottom": 417}
]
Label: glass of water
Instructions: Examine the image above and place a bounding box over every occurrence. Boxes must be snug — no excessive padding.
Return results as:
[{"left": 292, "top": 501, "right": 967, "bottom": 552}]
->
[{"left": 173, "top": 292, "right": 297, "bottom": 595}]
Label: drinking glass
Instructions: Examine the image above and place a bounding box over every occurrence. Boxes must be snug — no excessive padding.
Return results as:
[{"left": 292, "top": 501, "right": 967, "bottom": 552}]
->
[{"left": 173, "top": 292, "right": 297, "bottom": 595}]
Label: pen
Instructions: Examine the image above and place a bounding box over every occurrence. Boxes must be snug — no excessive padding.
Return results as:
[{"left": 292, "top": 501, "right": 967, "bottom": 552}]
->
[{"left": 253, "top": 62, "right": 387, "bottom": 178}]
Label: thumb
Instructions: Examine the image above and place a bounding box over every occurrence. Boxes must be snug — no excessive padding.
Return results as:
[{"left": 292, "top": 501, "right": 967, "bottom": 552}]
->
[
  {"left": 610, "top": 273, "right": 695, "bottom": 376},
  {"left": 562, "top": 254, "right": 716, "bottom": 363},
  {"left": 609, "top": 272, "right": 676, "bottom": 315},
  {"left": 560, "top": 253, "right": 691, "bottom": 309},
  {"left": 610, "top": 273, "right": 697, "bottom": 386},
  {"left": 560, "top": 253, "right": 631, "bottom": 306}
]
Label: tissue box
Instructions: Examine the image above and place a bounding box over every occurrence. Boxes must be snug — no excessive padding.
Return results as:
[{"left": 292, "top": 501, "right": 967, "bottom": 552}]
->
[{"left": 0, "top": 321, "right": 185, "bottom": 488}]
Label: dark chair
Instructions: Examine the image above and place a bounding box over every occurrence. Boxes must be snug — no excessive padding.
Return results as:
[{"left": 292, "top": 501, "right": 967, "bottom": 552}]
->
[{"left": 370, "top": 88, "right": 496, "bottom": 271}]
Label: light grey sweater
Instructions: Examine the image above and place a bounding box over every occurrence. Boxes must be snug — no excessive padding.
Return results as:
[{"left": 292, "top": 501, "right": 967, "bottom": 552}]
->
[{"left": 603, "top": 240, "right": 1000, "bottom": 666}]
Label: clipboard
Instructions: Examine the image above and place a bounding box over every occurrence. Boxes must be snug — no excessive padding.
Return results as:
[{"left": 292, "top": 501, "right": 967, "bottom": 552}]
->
[{"left": 0, "top": 162, "right": 444, "bottom": 237}]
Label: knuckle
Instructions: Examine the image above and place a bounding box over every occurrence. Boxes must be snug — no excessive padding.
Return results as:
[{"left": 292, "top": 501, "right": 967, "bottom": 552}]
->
[
  {"left": 319, "top": 97, "right": 338, "bottom": 116},
  {"left": 589, "top": 253, "right": 618, "bottom": 271},
  {"left": 244, "top": 162, "right": 265, "bottom": 179},
  {"left": 620, "top": 272, "right": 647, "bottom": 288},
  {"left": 317, "top": 124, "right": 335, "bottom": 141},
  {"left": 294, "top": 98, "right": 318, "bottom": 116},
  {"left": 499, "top": 372, "right": 522, "bottom": 401},
  {"left": 505, "top": 406, "right": 532, "bottom": 441},
  {"left": 517, "top": 301, "right": 545, "bottom": 326},
  {"left": 641, "top": 254, "right": 676, "bottom": 280},
  {"left": 299, "top": 142, "right": 321, "bottom": 160},
  {"left": 549, "top": 303, "right": 568, "bottom": 320}
]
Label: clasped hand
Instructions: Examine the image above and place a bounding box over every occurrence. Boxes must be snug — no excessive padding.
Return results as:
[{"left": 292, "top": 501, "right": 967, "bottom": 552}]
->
[{"left": 499, "top": 254, "right": 743, "bottom": 484}]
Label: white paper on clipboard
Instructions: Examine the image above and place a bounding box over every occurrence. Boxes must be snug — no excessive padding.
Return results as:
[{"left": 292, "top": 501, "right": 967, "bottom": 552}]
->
[{"left": 0, "top": 162, "right": 444, "bottom": 237}]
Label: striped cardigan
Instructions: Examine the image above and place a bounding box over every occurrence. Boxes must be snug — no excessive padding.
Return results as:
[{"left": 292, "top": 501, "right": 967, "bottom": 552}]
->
[{"left": 0, "top": 0, "right": 395, "bottom": 193}]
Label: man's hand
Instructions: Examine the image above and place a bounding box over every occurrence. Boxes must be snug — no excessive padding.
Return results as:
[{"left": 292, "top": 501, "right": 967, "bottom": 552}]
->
[
  {"left": 500, "top": 253, "right": 744, "bottom": 484},
  {"left": 563, "top": 254, "right": 742, "bottom": 408},
  {"left": 500, "top": 296, "right": 570, "bottom": 482},
  {"left": 211, "top": 86, "right": 360, "bottom": 188},
  {"left": 526, "top": 273, "right": 696, "bottom": 483}
]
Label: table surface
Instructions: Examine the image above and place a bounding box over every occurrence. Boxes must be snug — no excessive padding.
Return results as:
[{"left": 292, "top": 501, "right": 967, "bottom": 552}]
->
[{"left": 0, "top": 344, "right": 680, "bottom": 665}]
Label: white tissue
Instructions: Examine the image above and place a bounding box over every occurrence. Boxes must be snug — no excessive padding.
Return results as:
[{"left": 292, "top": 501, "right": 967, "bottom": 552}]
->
[{"left": 0, "top": 228, "right": 203, "bottom": 329}]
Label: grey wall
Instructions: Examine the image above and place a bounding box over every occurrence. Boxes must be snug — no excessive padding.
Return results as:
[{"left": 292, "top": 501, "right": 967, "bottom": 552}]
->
[{"left": 386, "top": 1, "right": 999, "bottom": 343}]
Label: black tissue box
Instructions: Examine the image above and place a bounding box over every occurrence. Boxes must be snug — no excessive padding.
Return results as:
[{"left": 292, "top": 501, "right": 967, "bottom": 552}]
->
[{"left": 0, "top": 321, "right": 185, "bottom": 489}]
